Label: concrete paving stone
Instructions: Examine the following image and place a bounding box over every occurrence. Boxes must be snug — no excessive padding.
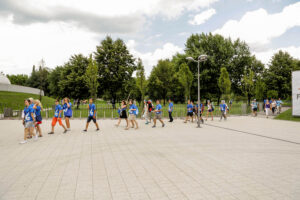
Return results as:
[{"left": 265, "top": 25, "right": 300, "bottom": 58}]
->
[{"left": 0, "top": 118, "right": 299, "bottom": 200}]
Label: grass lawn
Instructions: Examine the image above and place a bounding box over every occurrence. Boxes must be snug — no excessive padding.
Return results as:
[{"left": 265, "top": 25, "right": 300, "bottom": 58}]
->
[
  {"left": 274, "top": 108, "right": 300, "bottom": 122},
  {"left": 0, "top": 91, "right": 56, "bottom": 112}
]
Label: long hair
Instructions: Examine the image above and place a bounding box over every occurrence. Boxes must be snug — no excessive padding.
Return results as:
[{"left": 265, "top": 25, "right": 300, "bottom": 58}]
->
[{"left": 34, "top": 99, "right": 43, "bottom": 110}]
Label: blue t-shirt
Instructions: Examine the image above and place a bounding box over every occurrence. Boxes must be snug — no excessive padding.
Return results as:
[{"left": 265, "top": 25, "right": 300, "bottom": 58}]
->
[
  {"left": 35, "top": 106, "right": 41, "bottom": 116},
  {"left": 252, "top": 102, "right": 258, "bottom": 109},
  {"left": 168, "top": 102, "right": 173, "bottom": 112},
  {"left": 265, "top": 103, "right": 270, "bottom": 108},
  {"left": 129, "top": 104, "right": 137, "bottom": 115},
  {"left": 187, "top": 104, "right": 193, "bottom": 113},
  {"left": 63, "top": 103, "right": 72, "bottom": 117},
  {"left": 24, "top": 106, "right": 34, "bottom": 122},
  {"left": 220, "top": 104, "right": 227, "bottom": 111},
  {"left": 276, "top": 100, "right": 282, "bottom": 107},
  {"left": 89, "top": 104, "right": 96, "bottom": 117},
  {"left": 196, "top": 104, "right": 203, "bottom": 112},
  {"left": 54, "top": 105, "right": 62, "bottom": 118},
  {"left": 156, "top": 104, "right": 162, "bottom": 114}
]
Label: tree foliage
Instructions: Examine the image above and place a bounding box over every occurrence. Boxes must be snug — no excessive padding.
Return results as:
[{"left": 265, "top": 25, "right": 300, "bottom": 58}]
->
[
  {"left": 218, "top": 67, "right": 231, "bottom": 100},
  {"left": 85, "top": 55, "right": 99, "bottom": 99}
]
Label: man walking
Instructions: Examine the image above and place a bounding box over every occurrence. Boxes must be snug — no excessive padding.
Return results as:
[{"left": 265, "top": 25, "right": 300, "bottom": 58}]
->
[
  {"left": 152, "top": 100, "right": 165, "bottom": 128},
  {"left": 168, "top": 99, "right": 173, "bottom": 122}
]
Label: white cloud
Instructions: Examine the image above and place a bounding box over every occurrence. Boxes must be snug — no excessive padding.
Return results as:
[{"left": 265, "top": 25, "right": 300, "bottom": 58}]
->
[
  {"left": 0, "top": 15, "right": 99, "bottom": 74},
  {"left": 189, "top": 8, "right": 216, "bottom": 25},
  {"left": 254, "top": 46, "right": 300, "bottom": 64},
  {"left": 127, "top": 40, "right": 183, "bottom": 75},
  {"left": 214, "top": 2, "right": 300, "bottom": 50}
]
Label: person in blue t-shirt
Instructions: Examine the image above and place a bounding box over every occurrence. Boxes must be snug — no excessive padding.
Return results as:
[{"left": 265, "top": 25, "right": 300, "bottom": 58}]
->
[
  {"left": 20, "top": 99, "right": 37, "bottom": 144},
  {"left": 168, "top": 99, "right": 174, "bottom": 122},
  {"left": 48, "top": 100, "right": 67, "bottom": 134},
  {"left": 184, "top": 100, "right": 194, "bottom": 123},
  {"left": 195, "top": 100, "right": 204, "bottom": 124},
  {"left": 128, "top": 99, "right": 139, "bottom": 130},
  {"left": 219, "top": 100, "right": 228, "bottom": 121},
  {"left": 251, "top": 99, "right": 258, "bottom": 117},
  {"left": 33, "top": 99, "right": 43, "bottom": 137},
  {"left": 276, "top": 98, "right": 283, "bottom": 114},
  {"left": 63, "top": 97, "right": 72, "bottom": 131},
  {"left": 83, "top": 98, "right": 100, "bottom": 132},
  {"left": 152, "top": 100, "right": 165, "bottom": 128}
]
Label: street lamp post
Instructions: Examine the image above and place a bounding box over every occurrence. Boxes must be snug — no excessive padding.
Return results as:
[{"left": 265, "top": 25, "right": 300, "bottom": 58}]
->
[{"left": 186, "top": 55, "right": 207, "bottom": 128}]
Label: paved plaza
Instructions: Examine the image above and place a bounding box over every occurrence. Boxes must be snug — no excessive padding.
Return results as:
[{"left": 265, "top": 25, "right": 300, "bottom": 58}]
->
[{"left": 0, "top": 117, "right": 299, "bottom": 200}]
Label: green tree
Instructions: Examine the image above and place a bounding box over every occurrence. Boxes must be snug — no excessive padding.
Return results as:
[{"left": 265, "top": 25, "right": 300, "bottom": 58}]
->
[
  {"left": 147, "top": 59, "right": 175, "bottom": 104},
  {"left": 264, "top": 51, "right": 300, "bottom": 99},
  {"left": 218, "top": 67, "right": 231, "bottom": 100},
  {"left": 85, "top": 55, "right": 99, "bottom": 99},
  {"left": 255, "top": 76, "right": 266, "bottom": 101},
  {"left": 185, "top": 33, "right": 253, "bottom": 102},
  {"left": 177, "top": 63, "right": 193, "bottom": 102},
  {"left": 58, "top": 54, "right": 90, "bottom": 99},
  {"left": 241, "top": 69, "right": 255, "bottom": 104},
  {"left": 135, "top": 58, "right": 147, "bottom": 103},
  {"left": 48, "top": 66, "right": 64, "bottom": 98},
  {"left": 94, "top": 36, "right": 136, "bottom": 102},
  {"left": 6, "top": 74, "right": 29, "bottom": 86}
]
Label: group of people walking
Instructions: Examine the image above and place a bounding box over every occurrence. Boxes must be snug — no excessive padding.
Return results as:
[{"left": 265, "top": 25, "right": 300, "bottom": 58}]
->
[
  {"left": 251, "top": 98, "right": 283, "bottom": 118},
  {"left": 21, "top": 97, "right": 100, "bottom": 144},
  {"left": 22, "top": 96, "right": 282, "bottom": 144}
]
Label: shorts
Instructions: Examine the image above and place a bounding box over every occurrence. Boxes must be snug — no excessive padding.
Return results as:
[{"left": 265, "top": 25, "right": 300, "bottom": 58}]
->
[
  {"left": 52, "top": 117, "right": 63, "bottom": 126},
  {"left": 208, "top": 109, "right": 213, "bottom": 113},
  {"left": 187, "top": 112, "right": 193, "bottom": 117},
  {"left": 154, "top": 113, "right": 162, "bottom": 120},
  {"left": 87, "top": 116, "right": 96, "bottom": 123},
  {"left": 36, "top": 121, "right": 42, "bottom": 125},
  {"left": 65, "top": 115, "right": 72, "bottom": 118},
  {"left": 253, "top": 108, "right": 257, "bottom": 111},
  {"left": 120, "top": 110, "right": 127, "bottom": 119},
  {"left": 25, "top": 121, "right": 35, "bottom": 128},
  {"left": 129, "top": 114, "right": 136, "bottom": 120}
]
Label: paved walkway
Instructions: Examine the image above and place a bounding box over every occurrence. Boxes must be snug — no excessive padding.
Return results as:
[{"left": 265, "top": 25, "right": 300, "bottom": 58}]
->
[{"left": 0, "top": 117, "right": 299, "bottom": 200}]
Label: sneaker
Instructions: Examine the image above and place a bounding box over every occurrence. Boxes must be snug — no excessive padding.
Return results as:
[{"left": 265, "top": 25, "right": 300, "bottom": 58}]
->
[
  {"left": 162, "top": 124, "right": 165, "bottom": 127},
  {"left": 152, "top": 125, "right": 156, "bottom": 128},
  {"left": 48, "top": 132, "right": 54, "bottom": 134},
  {"left": 34, "top": 134, "right": 38, "bottom": 140},
  {"left": 63, "top": 130, "right": 67, "bottom": 134},
  {"left": 83, "top": 129, "right": 87, "bottom": 132},
  {"left": 67, "top": 128, "right": 71, "bottom": 131},
  {"left": 96, "top": 128, "right": 100, "bottom": 131},
  {"left": 19, "top": 140, "right": 28, "bottom": 144}
]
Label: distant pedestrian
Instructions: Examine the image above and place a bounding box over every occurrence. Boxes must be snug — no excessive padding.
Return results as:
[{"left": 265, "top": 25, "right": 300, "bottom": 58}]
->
[
  {"left": 168, "top": 99, "right": 173, "bottom": 122},
  {"left": 195, "top": 100, "right": 204, "bottom": 124},
  {"left": 33, "top": 99, "right": 43, "bottom": 137},
  {"left": 184, "top": 100, "right": 193, "bottom": 123},
  {"left": 83, "top": 98, "right": 100, "bottom": 132},
  {"left": 219, "top": 100, "right": 228, "bottom": 121},
  {"left": 63, "top": 97, "right": 72, "bottom": 131},
  {"left": 152, "top": 100, "right": 165, "bottom": 128},
  {"left": 142, "top": 100, "right": 149, "bottom": 124},
  {"left": 206, "top": 100, "right": 214, "bottom": 121},
  {"left": 271, "top": 99, "right": 276, "bottom": 115},
  {"left": 128, "top": 99, "right": 139, "bottom": 129},
  {"left": 147, "top": 100, "right": 153, "bottom": 123},
  {"left": 265, "top": 100, "right": 271, "bottom": 118},
  {"left": 251, "top": 99, "right": 258, "bottom": 117},
  {"left": 276, "top": 98, "right": 283, "bottom": 114},
  {"left": 48, "top": 100, "right": 67, "bottom": 134},
  {"left": 20, "top": 99, "right": 37, "bottom": 144},
  {"left": 116, "top": 100, "right": 129, "bottom": 129}
]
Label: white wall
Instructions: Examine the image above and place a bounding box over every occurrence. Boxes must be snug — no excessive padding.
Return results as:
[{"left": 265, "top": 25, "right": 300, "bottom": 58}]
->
[
  {"left": 292, "top": 71, "right": 300, "bottom": 116},
  {"left": 0, "top": 84, "right": 44, "bottom": 96}
]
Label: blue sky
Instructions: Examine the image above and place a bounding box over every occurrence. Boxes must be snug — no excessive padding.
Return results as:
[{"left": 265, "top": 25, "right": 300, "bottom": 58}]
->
[{"left": 0, "top": 0, "right": 300, "bottom": 75}]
